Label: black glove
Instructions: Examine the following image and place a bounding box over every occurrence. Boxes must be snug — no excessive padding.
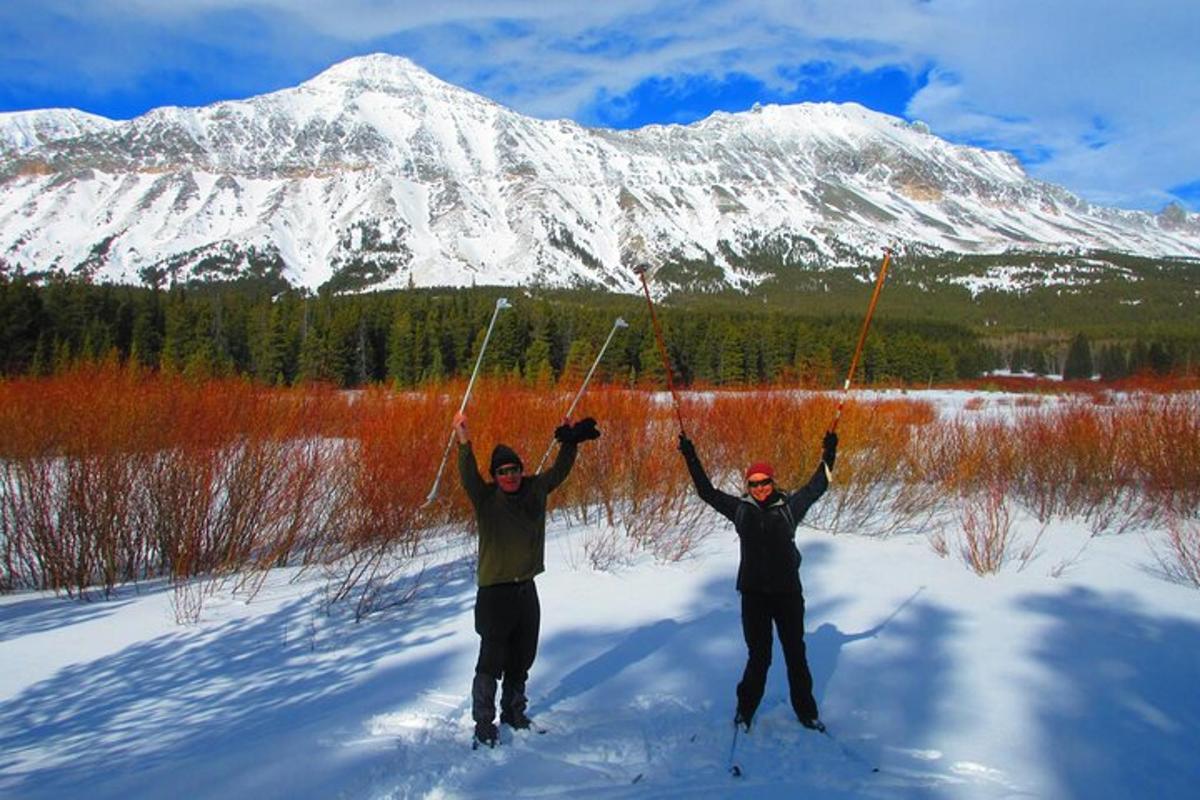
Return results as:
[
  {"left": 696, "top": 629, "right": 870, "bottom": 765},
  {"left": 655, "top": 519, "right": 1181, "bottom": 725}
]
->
[
  {"left": 677, "top": 433, "right": 696, "bottom": 459},
  {"left": 822, "top": 431, "right": 838, "bottom": 471},
  {"left": 554, "top": 422, "right": 573, "bottom": 443},
  {"left": 572, "top": 417, "right": 600, "bottom": 442}
]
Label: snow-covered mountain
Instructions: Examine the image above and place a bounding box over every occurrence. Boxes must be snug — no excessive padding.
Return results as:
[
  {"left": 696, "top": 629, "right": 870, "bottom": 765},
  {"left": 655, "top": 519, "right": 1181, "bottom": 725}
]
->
[
  {"left": 0, "top": 108, "right": 116, "bottom": 153},
  {"left": 1, "top": 53, "right": 1197, "bottom": 293}
]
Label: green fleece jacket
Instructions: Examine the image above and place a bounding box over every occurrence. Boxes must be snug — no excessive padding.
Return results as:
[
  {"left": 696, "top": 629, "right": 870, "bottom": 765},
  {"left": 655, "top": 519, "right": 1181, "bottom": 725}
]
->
[{"left": 457, "top": 440, "right": 577, "bottom": 587}]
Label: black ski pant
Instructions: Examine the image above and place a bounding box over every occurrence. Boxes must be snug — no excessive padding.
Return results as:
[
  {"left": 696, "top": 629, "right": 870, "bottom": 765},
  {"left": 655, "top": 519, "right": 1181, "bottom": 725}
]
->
[
  {"left": 736, "top": 589, "right": 819, "bottom": 723},
  {"left": 471, "top": 579, "right": 540, "bottom": 724}
]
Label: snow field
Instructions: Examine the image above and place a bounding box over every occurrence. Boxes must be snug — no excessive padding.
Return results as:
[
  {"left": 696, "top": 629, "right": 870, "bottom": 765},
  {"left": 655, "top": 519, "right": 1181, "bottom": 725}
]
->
[
  {"left": 2, "top": 504, "right": 1199, "bottom": 799},
  {"left": 2, "top": 389, "right": 1199, "bottom": 798}
]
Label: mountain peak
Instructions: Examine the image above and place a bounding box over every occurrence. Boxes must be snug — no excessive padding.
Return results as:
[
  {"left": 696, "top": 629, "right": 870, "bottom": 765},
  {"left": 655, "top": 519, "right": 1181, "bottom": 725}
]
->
[
  {"left": 0, "top": 108, "right": 116, "bottom": 152},
  {"left": 304, "top": 53, "right": 448, "bottom": 92}
]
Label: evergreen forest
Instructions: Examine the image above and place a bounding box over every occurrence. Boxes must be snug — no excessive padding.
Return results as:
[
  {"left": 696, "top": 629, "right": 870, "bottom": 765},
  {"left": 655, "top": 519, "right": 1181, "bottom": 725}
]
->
[{"left": 3, "top": 266, "right": 1199, "bottom": 389}]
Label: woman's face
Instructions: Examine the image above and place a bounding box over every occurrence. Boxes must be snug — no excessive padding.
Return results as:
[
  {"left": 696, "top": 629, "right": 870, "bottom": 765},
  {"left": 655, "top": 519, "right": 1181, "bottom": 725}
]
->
[{"left": 747, "top": 472, "right": 774, "bottom": 503}]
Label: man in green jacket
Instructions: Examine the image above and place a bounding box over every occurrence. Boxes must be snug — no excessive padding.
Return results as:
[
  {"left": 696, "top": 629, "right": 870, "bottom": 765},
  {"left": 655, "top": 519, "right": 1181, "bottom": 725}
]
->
[{"left": 453, "top": 410, "right": 600, "bottom": 748}]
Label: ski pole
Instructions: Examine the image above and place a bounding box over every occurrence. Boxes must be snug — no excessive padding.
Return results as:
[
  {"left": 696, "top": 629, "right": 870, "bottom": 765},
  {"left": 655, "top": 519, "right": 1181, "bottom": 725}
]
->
[
  {"left": 534, "top": 316, "right": 629, "bottom": 473},
  {"left": 728, "top": 724, "right": 743, "bottom": 777},
  {"left": 633, "top": 264, "right": 687, "bottom": 436},
  {"left": 829, "top": 247, "right": 893, "bottom": 433},
  {"left": 423, "top": 297, "right": 512, "bottom": 506}
]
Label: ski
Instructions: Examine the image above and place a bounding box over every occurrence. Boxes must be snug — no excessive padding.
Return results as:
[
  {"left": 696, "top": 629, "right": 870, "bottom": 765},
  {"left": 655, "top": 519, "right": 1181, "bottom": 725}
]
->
[
  {"left": 820, "top": 726, "right": 880, "bottom": 774},
  {"left": 472, "top": 720, "right": 547, "bottom": 748}
]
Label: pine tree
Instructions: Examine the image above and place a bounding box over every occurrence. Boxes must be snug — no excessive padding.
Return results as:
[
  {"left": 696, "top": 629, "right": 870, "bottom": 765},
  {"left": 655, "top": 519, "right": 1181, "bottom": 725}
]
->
[
  {"left": 761, "top": 317, "right": 793, "bottom": 384},
  {"left": 423, "top": 320, "right": 447, "bottom": 383},
  {"left": 1062, "top": 333, "right": 1094, "bottom": 380},
  {"left": 559, "top": 338, "right": 594, "bottom": 387},
  {"left": 861, "top": 333, "right": 885, "bottom": 384},
  {"left": 133, "top": 288, "right": 165, "bottom": 369},
  {"left": 523, "top": 334, "right": 554, "bottom": 386},
  {"left": 1098, "top": 344, "right": 1128, "bottom": 381},
  {"left": 487, "top": 311, "right": 526, "bottom": 376},
  {"left": 265, "top": 301, "right": 297, "bottom": 385},
  {"left": 1030, "top": 348, "right": 1050, "bottom": 376},
  {"left": 794, "top": 328, "right": 834, "bottom": 387},
  {"left": 1148, "top": 341, "right": 1172, "bottom": 375},
  {"left": 0, "top": 276, "right": 43, "bottom": 374},
  {"left": 161, "top": 290, "right": 197, "bottom": 373},
  {"left": 387, "top": 310, "right": 418, "bottom": 386},
  {"left": 297, "top": 301, "right": 332, "bottom": 384},
  {"left": 1128, "top": 340, "right": 1150, "bottom": 375},
  {"left": 324, "top": 305, "right": 361, "bottom": 386},
  {"left": 718, "top": 322, "right": 747, "bottom": 386},
  {"left": 636, "top": 331, "right": 666, "bottom": 386}
]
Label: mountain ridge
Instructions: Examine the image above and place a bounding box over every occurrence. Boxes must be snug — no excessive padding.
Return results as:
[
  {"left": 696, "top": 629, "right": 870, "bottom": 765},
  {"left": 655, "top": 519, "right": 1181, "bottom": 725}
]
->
[{"left": 1, "top": 53, "right": 1197, "bottom": 294}]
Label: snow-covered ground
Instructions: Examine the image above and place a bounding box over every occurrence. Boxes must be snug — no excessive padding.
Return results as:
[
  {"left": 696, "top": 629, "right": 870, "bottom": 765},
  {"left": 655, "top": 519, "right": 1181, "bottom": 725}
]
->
[{"left": 2, "top": 396, "right": 1199, "bottom": 799}]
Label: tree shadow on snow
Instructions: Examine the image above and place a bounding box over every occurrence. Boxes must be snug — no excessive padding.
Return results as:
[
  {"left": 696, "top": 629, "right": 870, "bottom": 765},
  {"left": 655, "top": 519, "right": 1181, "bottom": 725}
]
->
[
  {"left": 1020, "top": 586, "right": 1200, "bottom": 800},
  {"left": 0, "top": 579, "right": 177, "bottom": 643},
  {"left": 0, "top": 554, "right": 480, "bottom": 800},
  {"left": 0, "top": 595, "right": 133, "bottom": 643}
]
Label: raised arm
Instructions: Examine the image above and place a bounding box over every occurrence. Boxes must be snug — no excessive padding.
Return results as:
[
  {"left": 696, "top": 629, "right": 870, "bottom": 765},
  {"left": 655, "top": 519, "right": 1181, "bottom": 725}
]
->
[
  {"left": 540, "top": 417, "right": 600, "bottom": 493},
  {"left": 540, "top": 440, "right": 578, "bottom": 494},
  {"left": 678, "top": 434, "right": 740, "bottom": 522},
  {"left": 787, "top": 431, "right": 836, "bottom": 521},
  {"left": 454, "top": 412, "right": 488, "bottom": 505}
]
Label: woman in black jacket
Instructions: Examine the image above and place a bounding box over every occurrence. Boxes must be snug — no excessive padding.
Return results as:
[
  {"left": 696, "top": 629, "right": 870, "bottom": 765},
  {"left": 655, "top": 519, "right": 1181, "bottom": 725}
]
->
[{"left": 678, "top": 431, "right": 837, "bottom": 732}]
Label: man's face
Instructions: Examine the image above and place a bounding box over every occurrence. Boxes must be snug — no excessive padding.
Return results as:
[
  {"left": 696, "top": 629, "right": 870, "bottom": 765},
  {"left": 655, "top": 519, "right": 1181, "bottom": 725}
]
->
[
  {"left": 747, "top": 472, "right": 774, "bottom": 503},
  {"left": 495, "top": 463, "right": 522, "bottom": 493}
]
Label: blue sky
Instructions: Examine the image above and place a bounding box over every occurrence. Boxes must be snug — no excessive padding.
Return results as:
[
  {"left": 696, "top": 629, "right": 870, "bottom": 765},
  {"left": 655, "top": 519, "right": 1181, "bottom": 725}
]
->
[{"left": 1, "top": 1, "right": 1197, "bottom": 212}]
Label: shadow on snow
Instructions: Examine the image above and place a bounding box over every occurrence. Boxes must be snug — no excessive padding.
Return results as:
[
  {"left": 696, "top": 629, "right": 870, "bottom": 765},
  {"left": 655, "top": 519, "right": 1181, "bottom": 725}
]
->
[
  {"left": 1020, "top": 586, "right": 1200, "bottom": 800},
  {"left": 0, "top": 555, "right": 479, "bottom": 800}
]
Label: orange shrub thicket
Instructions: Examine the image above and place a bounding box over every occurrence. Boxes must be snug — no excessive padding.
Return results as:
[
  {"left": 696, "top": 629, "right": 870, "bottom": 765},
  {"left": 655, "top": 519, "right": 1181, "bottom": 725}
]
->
[
  {"left": 1135, "top": 394, "right": 1200, "bottom": 517},
  {"left": 2, "top": 365, "right": 1198, "bottom": 596},
  {"left": 0, "top": 364, "right": 358, "bottom": 596}
]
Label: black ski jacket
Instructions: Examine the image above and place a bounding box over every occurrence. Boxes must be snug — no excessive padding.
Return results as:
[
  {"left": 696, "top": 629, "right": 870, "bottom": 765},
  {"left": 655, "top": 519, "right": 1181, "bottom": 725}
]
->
[{"left": 681, "top": 449, "right": 829, "bottom": 593}]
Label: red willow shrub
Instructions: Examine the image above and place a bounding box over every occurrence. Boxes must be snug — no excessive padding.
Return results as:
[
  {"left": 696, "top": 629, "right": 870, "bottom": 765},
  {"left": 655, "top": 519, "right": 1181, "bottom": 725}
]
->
[
  {"left": 1161, "top": 516, "right": 1200, "bottom": 587},
  {"left": 958, "top": 480, "right": 1014, "bottom": 575},
  {"left": 1132, "top": 393, "right": 1200, "bottom": 517},
  {"left": 566, "top": 387, "right": 696, "bottom": 561},
  {"left": 0, "top": 363, "right": 361, "bottom": 597},
  {"left": 2, "top": 366, "right": 1198, "bottom": 597},
  {"left": 918, "top": 393, "right": 1198, "bottom": 569}
]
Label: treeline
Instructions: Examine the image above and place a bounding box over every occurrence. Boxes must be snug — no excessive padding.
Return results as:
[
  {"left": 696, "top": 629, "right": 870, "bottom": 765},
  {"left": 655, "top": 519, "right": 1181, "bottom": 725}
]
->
[
  {"left": 1003, "top": 333, "right": 1199, "bottom": 379},
  {"left": 0, "top": 276, "right": 1003, "bottom": 387}
]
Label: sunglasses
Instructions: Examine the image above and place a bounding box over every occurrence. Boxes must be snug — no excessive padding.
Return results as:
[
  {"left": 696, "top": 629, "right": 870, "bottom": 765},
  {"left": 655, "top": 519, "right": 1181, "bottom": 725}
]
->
[
  {"left": 495, "top": 465, "right": 522, "bottom": 477},
  {"left": 747, "top": 477, "right": 774, "bottom": 489}
]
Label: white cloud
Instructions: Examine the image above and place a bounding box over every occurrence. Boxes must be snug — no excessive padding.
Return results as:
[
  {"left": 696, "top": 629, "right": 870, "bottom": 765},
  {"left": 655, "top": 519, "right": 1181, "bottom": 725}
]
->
[
  {"left": 900, "top": 0, "right": 1200, "bottom": 210},
  {"left": 1, "top": 0, "right": 1197, "bottom": 210}
]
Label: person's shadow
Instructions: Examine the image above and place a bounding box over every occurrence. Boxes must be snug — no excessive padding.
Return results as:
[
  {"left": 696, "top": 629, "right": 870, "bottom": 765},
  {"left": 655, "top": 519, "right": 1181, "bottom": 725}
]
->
[{"left": 807, "top": 586, "right": 924, "bottom": 703}]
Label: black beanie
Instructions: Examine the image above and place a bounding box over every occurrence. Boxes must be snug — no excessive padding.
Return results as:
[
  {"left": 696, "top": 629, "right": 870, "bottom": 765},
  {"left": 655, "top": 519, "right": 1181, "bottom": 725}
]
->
[{"left": 489, "top": 444, "right": 523, "bottom": 476}]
